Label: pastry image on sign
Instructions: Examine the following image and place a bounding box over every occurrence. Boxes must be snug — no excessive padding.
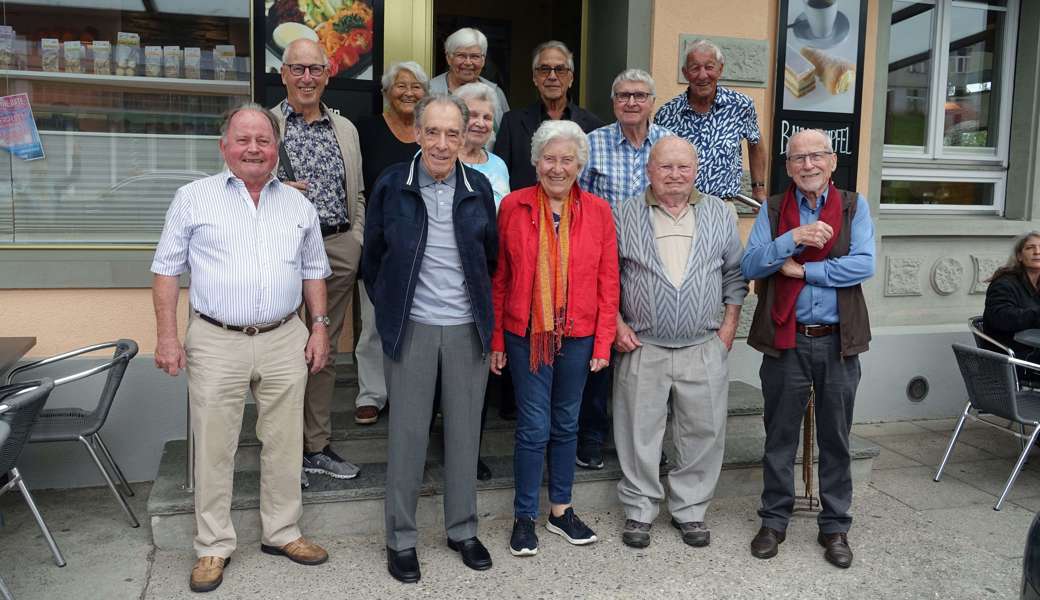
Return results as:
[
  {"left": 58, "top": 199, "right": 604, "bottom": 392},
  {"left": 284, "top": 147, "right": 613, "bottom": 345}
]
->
[
  {"left": 784, "top": 44, "right": 816, "bottom": 97},
  {"left": 800, "top": 46, "right": 855, "bottom": 95}
]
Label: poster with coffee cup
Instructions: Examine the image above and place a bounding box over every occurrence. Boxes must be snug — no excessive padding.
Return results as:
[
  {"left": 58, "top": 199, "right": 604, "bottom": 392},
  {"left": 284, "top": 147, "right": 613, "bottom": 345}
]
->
[{"left": 782, "top": 0, "right": 861, "bottom": 113}]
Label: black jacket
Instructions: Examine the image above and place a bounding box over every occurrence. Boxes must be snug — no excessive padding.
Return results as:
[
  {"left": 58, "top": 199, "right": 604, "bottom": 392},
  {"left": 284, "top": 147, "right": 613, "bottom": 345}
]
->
[
  {"left": 361, "top": 154, "right": 498, "bottom": 360},
  {"left": 983, "top": 272, "right": 1040, "bottom": 355},
  {"left": 493, "top": 101, "right": 603, "bottom": 191}
]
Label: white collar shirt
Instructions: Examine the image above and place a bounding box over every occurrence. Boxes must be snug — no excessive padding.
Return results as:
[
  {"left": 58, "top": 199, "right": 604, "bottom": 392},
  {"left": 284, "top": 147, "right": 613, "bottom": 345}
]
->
[{"left": 151, "top": 170, "right": 332, "bottom": 326}]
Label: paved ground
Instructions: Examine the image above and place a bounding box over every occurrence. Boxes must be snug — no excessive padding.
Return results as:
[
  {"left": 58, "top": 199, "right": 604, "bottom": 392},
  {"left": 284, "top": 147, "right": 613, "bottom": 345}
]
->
[{"left": 1, "top": 418, "right": 1038, "bottom": 599}]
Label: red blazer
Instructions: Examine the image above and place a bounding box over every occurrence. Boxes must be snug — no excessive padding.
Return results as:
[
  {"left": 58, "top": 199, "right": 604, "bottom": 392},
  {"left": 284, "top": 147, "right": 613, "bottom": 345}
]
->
[{"left": 491, "top": 184, "right": 620, "bottom": 360}]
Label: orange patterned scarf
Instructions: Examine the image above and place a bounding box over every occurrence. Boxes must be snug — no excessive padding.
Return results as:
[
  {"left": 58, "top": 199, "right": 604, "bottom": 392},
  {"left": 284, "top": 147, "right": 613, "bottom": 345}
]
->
[{"left": 529, "top": 184, "right": 575, "bottom": 371}]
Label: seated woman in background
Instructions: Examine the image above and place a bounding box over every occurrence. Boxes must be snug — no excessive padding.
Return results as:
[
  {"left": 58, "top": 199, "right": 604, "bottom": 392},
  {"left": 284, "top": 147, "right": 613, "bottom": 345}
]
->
[{"left": 983, "top": 231, "right": 1040, "bottom": 362}]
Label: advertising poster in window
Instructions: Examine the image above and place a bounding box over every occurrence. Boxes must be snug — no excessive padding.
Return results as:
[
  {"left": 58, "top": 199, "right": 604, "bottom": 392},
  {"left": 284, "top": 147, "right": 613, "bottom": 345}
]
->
[
  {"left": 771, "top": 0, "right": 868, "bottom": 192},
  {"left": 263, "top": 0, "right": 378, "bottom": 80}
]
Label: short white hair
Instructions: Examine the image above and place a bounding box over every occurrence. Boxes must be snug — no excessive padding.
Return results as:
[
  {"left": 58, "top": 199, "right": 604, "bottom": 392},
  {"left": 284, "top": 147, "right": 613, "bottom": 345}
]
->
[
  {"left": 786, "top": 128, "right": 834, "bottom": 155},
  {"left": 445, "top": 27, "right": 488, "bottom": 56},
  {"left": 611, "top": 68, "right": 656, "bottom": 98},
  {"left": 454, "top": 81, "right": 501, "bottom": 127},
  {"left": 531, "top": 40, "right": 574, "bottom": 71},
  {"left": 380, "top": 61, "right": 430, "bottom": 95},
  {"left": 530, "top": 120, "right": 589, "bottom": 169},
  {"left": 684, "top": 39, "right": 725, "bottom": 66},
  {"left": 281, "top": 39, "right": 328, "bottom": 65}
]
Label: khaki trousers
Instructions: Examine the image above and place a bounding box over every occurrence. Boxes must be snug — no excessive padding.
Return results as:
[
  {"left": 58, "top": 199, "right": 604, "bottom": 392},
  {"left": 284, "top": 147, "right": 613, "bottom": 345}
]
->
[
  {"left": 186, "top": 315, "right": 309, "bottom": 558},
  {"left": 613, "top": 337, "right": 729, "bottom": 523},
  {"left": 302, "top": 231, "right": 361, "bottom": 452}
]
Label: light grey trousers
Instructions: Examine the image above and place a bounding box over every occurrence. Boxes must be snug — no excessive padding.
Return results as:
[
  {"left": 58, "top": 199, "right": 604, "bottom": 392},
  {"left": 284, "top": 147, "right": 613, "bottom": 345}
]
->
[
  {"left": 355, "top": 282, "right": 387, "bottom": 410},
  {"left": 613, "top": 337, "right": 729, "bottom": 523},
  {"left": 383, "top": 320, "right": 489, "bottom": 550}
]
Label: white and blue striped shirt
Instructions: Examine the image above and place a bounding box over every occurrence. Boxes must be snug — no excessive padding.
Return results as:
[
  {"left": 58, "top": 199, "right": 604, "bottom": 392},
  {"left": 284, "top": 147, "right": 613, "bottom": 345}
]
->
[{"left": 151, "top": 170, "right": 332, "bottom": 326}]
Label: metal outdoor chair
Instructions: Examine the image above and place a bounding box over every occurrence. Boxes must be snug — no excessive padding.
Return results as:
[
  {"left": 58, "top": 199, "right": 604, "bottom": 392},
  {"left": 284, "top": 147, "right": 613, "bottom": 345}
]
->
[
  {"left": 0, "top": 420, "right": 14, "bottom": 600},
  {"left": 0, "top": 378, "right": 66, "bottom": 568},
  {"left": 935, "top": 343, "right": 1040, "bottom": 510},
  {"left": 6, "top": 340, "right": 140, "bottom": 527},
  {"left": 969, "top": 315, "right": 1015, "bottom": 356}
]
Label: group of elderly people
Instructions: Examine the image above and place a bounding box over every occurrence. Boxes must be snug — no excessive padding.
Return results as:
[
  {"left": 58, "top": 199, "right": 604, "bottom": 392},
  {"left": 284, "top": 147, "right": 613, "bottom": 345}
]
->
[{"left": 155, "top": 28, "right": 877, "bottom": 593}]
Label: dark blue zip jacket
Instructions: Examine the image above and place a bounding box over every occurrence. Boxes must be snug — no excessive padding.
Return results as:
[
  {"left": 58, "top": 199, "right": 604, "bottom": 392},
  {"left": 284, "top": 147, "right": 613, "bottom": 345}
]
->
[{"left": 361, "top": 153, "right": 498, "bottom": 360}]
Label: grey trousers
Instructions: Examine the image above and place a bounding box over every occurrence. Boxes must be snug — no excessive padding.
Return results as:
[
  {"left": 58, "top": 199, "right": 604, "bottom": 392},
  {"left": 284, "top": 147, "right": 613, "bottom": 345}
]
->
[
  {"left": 613, "top": 337, "right": 729, "bottom": 523},
  {"left": 355, "top": 282, "right": 387, "bottom": 410},
  {"left": 383, "top": 320, "right": 489, "bottom": 550},
  {"left": 757, "top": 331, "right": 860, "bottom": 534}
]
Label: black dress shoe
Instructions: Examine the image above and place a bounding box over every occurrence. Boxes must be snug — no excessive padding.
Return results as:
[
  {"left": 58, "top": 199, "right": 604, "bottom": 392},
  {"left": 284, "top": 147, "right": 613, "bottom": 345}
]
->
[
  {"left": 750, "top": 526, "right": 786, "bottom": 559},
  {"left": 447, "top": 537, "right": 492, "bottom": 571},
  {"left": 818, "top": 531, "right": 853, "bottom": 568},
  {"left": 386, "top": 546, "right": 420, "bottom": 583},
  {"left": 477, "top": 458, "right": 492, "bottom": 481}
]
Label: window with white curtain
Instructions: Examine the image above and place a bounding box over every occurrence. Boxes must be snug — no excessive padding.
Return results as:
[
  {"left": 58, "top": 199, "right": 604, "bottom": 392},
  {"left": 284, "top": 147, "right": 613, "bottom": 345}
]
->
[{"left": 882, "top": 0, "right": 1018, "bottom": 212}]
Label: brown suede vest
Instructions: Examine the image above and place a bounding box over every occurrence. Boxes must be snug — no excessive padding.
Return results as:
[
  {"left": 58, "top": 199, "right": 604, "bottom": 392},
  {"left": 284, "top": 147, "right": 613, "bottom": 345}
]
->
[{"left": 746, "top": 189, "right": 871, "bottom": 358}]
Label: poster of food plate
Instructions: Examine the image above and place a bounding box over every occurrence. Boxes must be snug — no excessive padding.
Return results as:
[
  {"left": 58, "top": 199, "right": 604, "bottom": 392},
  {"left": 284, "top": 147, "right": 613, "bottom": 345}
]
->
[
  {"left": 781, "top": 0, "right": 861, "bottom": 114},
  {"left": 265, "top": 0, "right": 375, "bottom": 80}
]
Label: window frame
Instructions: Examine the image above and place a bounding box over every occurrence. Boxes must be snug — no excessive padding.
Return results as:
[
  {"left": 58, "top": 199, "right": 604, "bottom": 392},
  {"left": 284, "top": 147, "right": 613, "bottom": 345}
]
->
[{"left": 882, "top": 0, "right": 1019, "bottom": 214}]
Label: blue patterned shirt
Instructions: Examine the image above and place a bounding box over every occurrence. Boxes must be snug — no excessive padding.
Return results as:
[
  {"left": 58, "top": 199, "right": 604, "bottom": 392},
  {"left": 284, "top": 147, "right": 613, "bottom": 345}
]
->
[
  {"left": 652, "top": 85, "right": 761, "bottom": 199},
  {"left": 277, "top": 102, "right": 348, "bottom": 227},
  {"left": 579, "top": 122, "right": 674, "bottom": 206}
]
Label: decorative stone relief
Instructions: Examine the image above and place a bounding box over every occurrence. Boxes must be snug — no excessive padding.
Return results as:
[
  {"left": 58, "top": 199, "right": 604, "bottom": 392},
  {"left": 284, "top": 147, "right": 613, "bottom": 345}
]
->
[
  {"left": 884, "top": 257, "right": 922, "bottom": 297},
  {"left": 676, "top": 35, "right": 769, "bottom": 87},
  {"left": 970, "top": 255, "right": 1004, "bottom": 294},
  {"left": 930, "top": 257, "right": 964, "bottom": 296}
]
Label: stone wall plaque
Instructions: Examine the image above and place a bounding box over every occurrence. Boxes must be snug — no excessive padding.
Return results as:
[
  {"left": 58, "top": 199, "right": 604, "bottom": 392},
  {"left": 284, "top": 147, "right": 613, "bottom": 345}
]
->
[
  {"left": 884, "top": 257, "right": 922, "bottom": 297},
  {"left": 970, "top": 255, "right": 1004, "bottom": 294},
  {"left": 930, "top": 257, "right": 964, "bottom": 296},
  {"left": 676, "top": 35, "right": 768, "bottom": 87}
]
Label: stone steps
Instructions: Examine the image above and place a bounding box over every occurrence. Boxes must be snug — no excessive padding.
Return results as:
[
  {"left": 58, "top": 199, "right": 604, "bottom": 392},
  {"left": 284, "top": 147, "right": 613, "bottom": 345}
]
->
[{"left": 147, "top": 366, "right": 880, "bottom": 550}]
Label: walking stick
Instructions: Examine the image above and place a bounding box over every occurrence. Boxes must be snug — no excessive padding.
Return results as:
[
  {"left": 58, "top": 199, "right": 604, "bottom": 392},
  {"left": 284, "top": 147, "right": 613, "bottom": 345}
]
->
[{"left": 794, "top": 384, "right": 821, "bottom": 513}]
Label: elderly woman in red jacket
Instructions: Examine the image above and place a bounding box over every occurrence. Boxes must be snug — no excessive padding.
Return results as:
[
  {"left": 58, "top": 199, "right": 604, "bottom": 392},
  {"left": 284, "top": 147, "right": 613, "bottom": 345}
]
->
[{"left": 490, "top": 119, "right": 619, "bottom": 557}]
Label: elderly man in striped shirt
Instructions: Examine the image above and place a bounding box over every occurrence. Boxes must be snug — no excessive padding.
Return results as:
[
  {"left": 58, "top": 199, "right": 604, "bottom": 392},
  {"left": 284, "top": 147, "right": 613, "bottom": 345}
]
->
[
  {"left": 574, "top": 69, "right": 672, "bottom": 471},
  {"left": 611, "top": 136, "right": 746, "bottom": 549},
  {"left": 152, "top": 103, "right": 333, "bottom": 593}
]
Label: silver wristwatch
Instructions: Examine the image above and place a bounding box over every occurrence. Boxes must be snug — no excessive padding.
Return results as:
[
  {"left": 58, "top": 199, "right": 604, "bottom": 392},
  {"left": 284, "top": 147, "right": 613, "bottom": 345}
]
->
[{"left": 312, "top": 315, "right": 330, "bottom": 327}]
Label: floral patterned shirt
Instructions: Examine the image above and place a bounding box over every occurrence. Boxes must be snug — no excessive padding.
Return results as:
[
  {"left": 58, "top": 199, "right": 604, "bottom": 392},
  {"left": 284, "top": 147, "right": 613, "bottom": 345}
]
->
[{"left": 277, "top": 102, "right": 349, "bottom": 227}]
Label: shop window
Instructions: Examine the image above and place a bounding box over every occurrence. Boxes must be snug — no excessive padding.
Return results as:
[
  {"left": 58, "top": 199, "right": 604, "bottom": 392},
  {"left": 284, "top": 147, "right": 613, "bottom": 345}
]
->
[
  {"left": 0, "top": 1, "right": 251, "bottom": 244},
  {"left": 881, "top": 0, "right": 1017, "bottom": 213}
]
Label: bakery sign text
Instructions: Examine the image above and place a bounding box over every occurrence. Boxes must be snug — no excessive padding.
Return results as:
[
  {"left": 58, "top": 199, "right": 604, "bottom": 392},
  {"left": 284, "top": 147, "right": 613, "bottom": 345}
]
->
[{"left": 779, "top": 121, "right": 851, "bottom": 156}]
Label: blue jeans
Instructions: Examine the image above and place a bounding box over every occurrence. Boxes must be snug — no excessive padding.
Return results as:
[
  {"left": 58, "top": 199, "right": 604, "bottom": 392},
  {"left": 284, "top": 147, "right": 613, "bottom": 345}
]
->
[
  {"left": 505, "top": 332, "right": 594, "bottom": 519},
  {"left": 578, "top": 363, "right": 612, "bottom": 449}
]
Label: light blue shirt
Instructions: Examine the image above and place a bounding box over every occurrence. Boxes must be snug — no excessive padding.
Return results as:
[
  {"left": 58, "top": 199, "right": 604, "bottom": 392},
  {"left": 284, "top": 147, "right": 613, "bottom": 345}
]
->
[
  {"left": 151, "top": 170, "right": 331, "bottom": 326},
  {"left": 579, "top": 121, "right": 673, "bottom": 205},
  {"left": 409, "top": 162, "right": 474, "bottom": 325},
  {"left": 464, "top": 151, "right": 510, "bottom": 209},
  {"left": 740, "top": 187, "right": 875, "bottom": 325}
]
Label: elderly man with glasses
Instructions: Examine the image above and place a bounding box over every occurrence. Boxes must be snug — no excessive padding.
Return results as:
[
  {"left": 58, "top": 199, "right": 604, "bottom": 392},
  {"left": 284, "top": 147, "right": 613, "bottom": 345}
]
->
[
  {"left": 572, "top": 69, "right": 673, "bottom": 471},
  {"left": 741, "top": 128, "right": 875, "bottom": 570},
  {"left": 272, "top": 38, "right": 366, "bottom": 486},
  {"left": 494, "top": 40, "right": 603, "bottom": 191},
  {"left": 430, "top": 27, "right": 509, "bottom": 113}
]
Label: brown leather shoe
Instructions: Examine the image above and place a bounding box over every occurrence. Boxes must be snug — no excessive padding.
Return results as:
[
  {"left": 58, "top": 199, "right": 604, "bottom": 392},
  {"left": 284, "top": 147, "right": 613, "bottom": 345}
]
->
[
  {"left": 260, "top": 537, "right": 329, "bottom": 566},
  {"left": 818, "top": 531, "right": 853, "bottom": 568},
  {"left": 750, "top": 526, "right": 786, "bottom": 559},
  {"left": 355, "top": 405, "right": 379, "bottom": 425},
  {"left": 189, "top": 556, "right": 229, "bottom": 593}
]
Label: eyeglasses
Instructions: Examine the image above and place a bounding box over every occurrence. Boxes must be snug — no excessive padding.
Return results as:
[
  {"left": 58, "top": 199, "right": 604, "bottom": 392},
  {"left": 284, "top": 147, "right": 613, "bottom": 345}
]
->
[
  {"left": 786, "top": 151, "right": 834, "bottom": 164},
  {"left": 285, "top": 63, "right": 326, "bottom": 77},
  {"left": 534, "top": 64, "right": 572, "bottom": 77},
  {"left": 614, "top": 91, "right": 652, "bottom": 104},
  {"left": 452, "top": 52, "right": 485, "bottom": 62}
]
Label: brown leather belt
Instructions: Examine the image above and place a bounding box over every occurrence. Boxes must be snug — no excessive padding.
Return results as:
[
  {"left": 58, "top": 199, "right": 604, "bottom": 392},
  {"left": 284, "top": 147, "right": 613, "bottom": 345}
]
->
[
  {"left": 796, "top": 323, "right": 839, "bottom": 337},
  {"left": 196, "top": 312, "right": 295, "bottom": 336}
]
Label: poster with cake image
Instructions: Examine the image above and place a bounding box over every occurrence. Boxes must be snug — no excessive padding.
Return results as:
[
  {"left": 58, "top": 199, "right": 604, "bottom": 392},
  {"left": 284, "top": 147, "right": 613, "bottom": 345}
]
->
[{"left": 782, "top": 0, "right": 860, "bottom": 114}]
